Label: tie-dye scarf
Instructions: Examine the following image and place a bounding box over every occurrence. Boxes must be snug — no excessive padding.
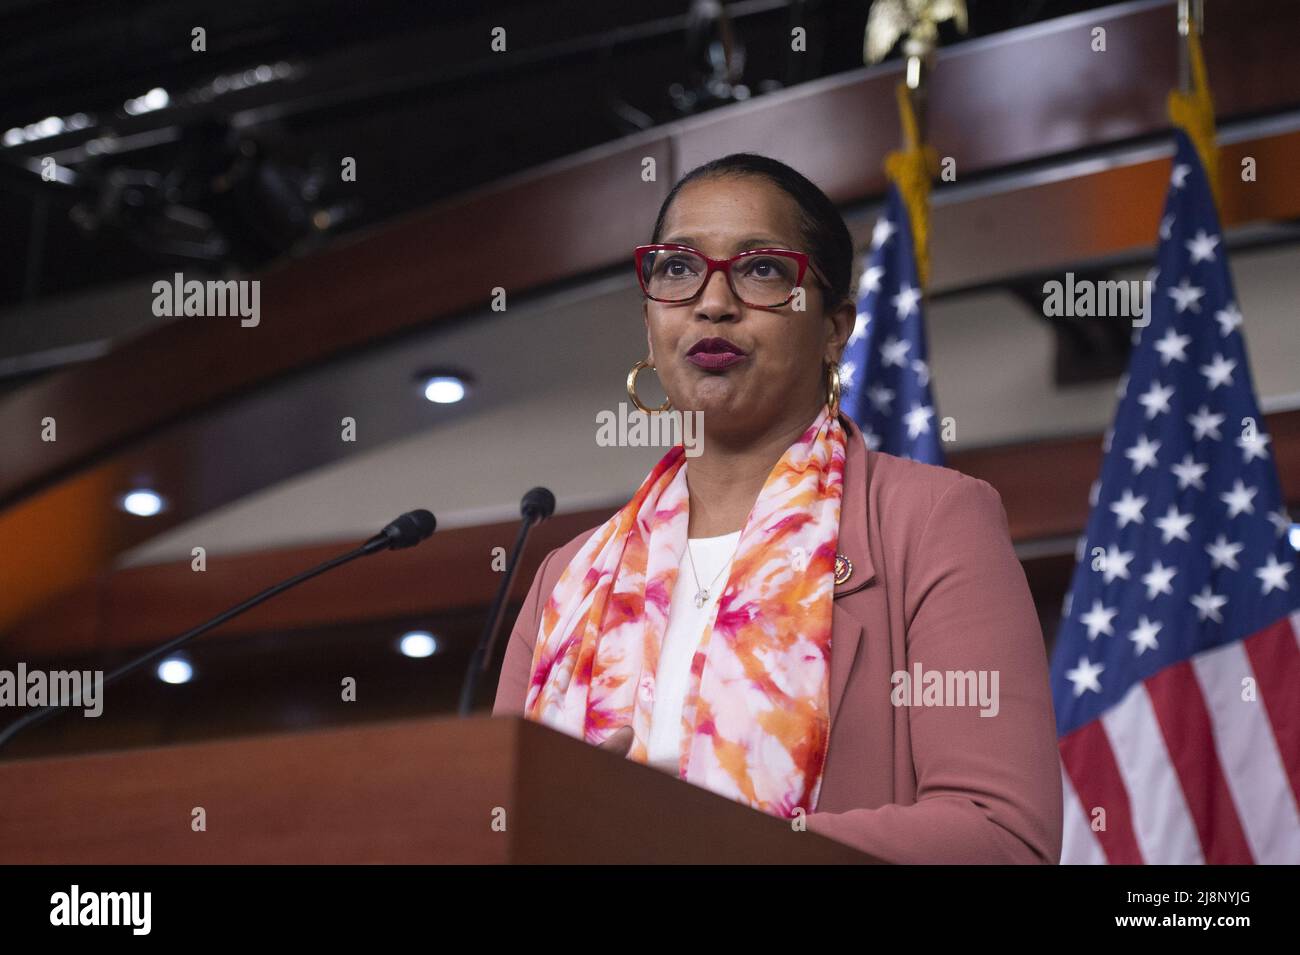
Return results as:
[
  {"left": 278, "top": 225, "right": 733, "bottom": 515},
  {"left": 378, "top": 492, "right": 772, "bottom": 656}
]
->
[{"left": 524, "top": 405, "right": 845, "bottom": 817}]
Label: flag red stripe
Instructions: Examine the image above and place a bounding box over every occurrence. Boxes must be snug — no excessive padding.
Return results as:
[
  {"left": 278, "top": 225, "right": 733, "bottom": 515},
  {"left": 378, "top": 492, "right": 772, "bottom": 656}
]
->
[
  {"left": 1146, "top": 662, "right": 1254, "bottom": 863},
  {"left": 1243, "top": 616, "right": 1300, "bottom": 810},
  {"left": 1060, "top": 721, "right": 1144, "bottom": 864}
]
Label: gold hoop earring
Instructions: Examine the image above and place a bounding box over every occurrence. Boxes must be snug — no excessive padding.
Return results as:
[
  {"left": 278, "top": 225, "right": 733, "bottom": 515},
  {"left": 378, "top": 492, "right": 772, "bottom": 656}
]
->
[
  {"left": 826, "top": 362, "right": 842, "bottom": 418},
  {"left": 627, "top": 359, "right": 672, "bottom": 414}
]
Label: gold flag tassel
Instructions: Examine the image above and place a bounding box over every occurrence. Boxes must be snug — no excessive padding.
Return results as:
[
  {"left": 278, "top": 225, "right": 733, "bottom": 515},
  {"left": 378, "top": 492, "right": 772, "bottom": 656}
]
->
[
  {"left": 883, "top": 81, "right": 937, "bottom": 291},
  {"left": 1167, "top": 27, "right": 1220, "bottom": 208}
]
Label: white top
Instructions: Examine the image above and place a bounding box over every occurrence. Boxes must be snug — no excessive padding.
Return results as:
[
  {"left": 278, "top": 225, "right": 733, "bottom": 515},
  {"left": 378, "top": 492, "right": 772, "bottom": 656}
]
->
[{"left": 645, "top": 531, "right": 742, "bottom": 773}]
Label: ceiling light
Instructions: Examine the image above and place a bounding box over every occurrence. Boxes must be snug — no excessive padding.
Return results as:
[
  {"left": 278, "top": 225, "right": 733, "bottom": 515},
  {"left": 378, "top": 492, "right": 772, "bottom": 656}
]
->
[
  {"left": 399, "top": 631, "right": 439, "bottom": 658},
  {"left": 120, "top": 489, "right": 165, "bottom": 516},
  {"left": 422, "top": 375, "right": 467, "bottom": 404},
  {"left": 156, "top": 657, "right": 193, "bottom": 684}
]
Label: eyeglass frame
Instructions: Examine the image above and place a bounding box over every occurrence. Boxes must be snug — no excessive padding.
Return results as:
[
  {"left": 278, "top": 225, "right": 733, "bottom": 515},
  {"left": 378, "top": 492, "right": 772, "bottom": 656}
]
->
[{"left": 634, "top": 242, "right": 829, "bottom": 308}]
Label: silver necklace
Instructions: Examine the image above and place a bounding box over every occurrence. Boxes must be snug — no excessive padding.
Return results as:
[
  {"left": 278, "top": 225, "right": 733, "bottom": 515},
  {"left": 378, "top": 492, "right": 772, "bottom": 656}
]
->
[{"left": 685, "top": 535, "right": 740, "bottom": 609}]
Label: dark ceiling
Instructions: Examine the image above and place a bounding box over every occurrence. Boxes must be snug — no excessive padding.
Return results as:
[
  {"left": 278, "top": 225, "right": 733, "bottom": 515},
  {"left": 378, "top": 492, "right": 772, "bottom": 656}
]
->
[{"left": 0, "top": 0, "right": 1110, "bottom": 317}]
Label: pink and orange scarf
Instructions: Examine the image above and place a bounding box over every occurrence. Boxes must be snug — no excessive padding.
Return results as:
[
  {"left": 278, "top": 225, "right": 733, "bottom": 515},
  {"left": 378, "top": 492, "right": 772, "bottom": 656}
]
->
[{"left": 524, "top": 405, "right": 846, "bottom": 817}]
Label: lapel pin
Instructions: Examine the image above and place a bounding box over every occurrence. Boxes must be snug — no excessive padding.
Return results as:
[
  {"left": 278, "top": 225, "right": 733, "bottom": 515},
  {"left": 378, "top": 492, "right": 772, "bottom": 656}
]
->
[{"left": 834, "top": 554, "right": 853, "bottom": 586}]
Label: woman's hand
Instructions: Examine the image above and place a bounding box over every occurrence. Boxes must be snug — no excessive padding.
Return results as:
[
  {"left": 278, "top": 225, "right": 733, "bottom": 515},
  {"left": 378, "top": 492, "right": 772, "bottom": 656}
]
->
[{"left": 598, "top": 725, "right": 634, "bottom": 756}]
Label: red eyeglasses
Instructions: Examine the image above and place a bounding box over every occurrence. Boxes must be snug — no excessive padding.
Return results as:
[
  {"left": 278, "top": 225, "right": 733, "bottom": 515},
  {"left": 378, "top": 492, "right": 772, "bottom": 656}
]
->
[{"left": 634, "top": 243, "right": 828, "bottom": 309}]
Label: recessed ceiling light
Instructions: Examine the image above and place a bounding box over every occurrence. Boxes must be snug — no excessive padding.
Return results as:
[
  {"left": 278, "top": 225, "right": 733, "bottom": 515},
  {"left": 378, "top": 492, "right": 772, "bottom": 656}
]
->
[
  {"left": 120, "top": 489, "right": 166, "bottom": 516},
  {"left": 398, "top": 631, "right": 438, "bottom": 658},
  {"left": 422, "top": 375, "right": 467, "bottom": 404},
  {"left": 156, "top": 657, "right": 193, "bottom": 684}
]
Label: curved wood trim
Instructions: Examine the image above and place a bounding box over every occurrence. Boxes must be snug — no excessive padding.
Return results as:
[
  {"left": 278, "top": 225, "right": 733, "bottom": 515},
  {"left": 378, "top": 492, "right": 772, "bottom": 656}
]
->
[{"left": 6, "top": 409, "right": 1296, "bottom": 659}]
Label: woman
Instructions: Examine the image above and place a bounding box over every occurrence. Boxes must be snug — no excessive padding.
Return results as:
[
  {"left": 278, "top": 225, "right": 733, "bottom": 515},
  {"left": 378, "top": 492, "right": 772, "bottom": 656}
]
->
[{"left": 493, "top": 153, "right": 1062, "bottom": 864}]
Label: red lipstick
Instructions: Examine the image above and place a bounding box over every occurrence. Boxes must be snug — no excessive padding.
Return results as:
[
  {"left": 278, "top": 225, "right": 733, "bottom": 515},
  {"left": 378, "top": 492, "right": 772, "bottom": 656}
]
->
[{"left": 686, "top": 337, "right": 748, "bottom": 371}]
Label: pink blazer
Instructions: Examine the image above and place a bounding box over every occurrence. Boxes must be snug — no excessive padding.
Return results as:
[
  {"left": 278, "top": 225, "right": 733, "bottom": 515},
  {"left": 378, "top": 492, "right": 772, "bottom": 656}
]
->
[{"left": 493, "top": 414, "right": 1063, "bottom": 864}]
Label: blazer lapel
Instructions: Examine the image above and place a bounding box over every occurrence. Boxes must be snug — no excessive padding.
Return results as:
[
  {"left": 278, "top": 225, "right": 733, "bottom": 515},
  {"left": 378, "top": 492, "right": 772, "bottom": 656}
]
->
[{"left": 828, "top": 412, "right": 876, "bottom": 729}]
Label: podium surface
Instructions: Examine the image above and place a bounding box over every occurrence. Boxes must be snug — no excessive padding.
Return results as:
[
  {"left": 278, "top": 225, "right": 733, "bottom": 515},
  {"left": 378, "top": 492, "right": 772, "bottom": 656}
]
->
[{"left": 0, "top": 715, "right": 875, "bottom": 864}]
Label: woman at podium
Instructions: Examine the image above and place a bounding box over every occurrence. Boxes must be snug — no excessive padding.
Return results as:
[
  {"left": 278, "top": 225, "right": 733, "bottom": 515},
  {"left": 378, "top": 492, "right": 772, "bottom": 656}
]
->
[{"left": 494, "top": 153, "right": 1062, "bottom": 864}]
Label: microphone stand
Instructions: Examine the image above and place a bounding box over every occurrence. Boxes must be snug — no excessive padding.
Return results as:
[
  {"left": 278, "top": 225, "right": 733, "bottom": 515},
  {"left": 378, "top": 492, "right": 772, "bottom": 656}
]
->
[{"left": 458, "top": 514, "right": 537, "bottom": 717}]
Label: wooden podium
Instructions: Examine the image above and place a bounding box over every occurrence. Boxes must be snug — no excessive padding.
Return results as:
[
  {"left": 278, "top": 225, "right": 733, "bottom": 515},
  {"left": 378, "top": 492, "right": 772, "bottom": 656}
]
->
[{"left": 0, "top": 715, "right": 876, "bottom": 864}]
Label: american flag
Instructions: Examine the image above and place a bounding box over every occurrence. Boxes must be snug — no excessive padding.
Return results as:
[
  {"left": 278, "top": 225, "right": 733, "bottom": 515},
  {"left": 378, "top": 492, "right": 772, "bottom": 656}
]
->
[
  {"left": 840, "top": 183, "right": 945, "bottom": 465},
  {"left": 1052, "top": 129, "right": 1300, "bottom": 864}
]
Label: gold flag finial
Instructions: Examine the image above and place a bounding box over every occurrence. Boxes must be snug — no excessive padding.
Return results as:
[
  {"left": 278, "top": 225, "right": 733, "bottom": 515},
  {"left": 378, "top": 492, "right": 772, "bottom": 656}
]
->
[{"left": 864, "top": 0, "right": 968, "bottom": 67}]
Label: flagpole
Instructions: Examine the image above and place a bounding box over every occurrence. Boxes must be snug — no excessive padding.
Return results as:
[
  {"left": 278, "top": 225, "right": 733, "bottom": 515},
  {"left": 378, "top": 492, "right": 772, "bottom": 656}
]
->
[
  {"left": 902, "top": 37, "right": 930, "bottom": 143},
  {"left": 1170, "top": 0, "right": 1219, "bottom": 207},
  {"left": 1177, "top": 0, "right": 1205, "bottom": 95}
]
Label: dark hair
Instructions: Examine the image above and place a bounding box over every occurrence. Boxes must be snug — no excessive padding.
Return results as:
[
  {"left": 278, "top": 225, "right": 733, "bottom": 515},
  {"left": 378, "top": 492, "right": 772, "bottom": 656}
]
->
[{"left": 649, "top": 153, "right": 854, "bottom": 311}]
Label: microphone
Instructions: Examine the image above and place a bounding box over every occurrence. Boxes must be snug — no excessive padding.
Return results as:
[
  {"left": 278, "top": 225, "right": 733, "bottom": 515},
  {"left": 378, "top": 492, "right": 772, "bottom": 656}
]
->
[
  {"left": 520, "top": 486, "right": 556, "bottom": 523},
  {"left": 458, "top": 487, "right": 555, "bottom": 716},
  {"left": 362, "top": 508, "right": 437, "bottom": 554},
  {"left": 0, "top": 509, "right": 437, "bottom": 755}
]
